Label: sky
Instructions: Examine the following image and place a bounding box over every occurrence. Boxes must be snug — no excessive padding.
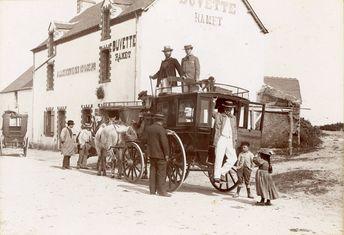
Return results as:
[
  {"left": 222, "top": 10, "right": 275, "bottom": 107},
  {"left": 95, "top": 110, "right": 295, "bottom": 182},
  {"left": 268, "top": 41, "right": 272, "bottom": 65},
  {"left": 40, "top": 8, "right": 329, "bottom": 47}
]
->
[{"left": 0, "top": 0, "right": 343, "bottom": 125}]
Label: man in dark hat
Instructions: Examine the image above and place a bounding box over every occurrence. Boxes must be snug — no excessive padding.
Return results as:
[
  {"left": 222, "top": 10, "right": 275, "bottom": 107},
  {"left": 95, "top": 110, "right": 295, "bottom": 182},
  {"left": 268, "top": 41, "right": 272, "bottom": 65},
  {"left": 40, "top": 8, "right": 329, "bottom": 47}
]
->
[
  {"left": 181, "top": 44, "right": 200, "bottom": 92},
  {"left": 145, "top": 113, "right": 171, "bottom": 197},
  {"left": 150, "top": 46, "right": 184, "bottom": 93},
  {"left": 212, "top": 101, "right": 238, "bottom": 183},
  {"left": 60, "top": 120, "right": 76, "bottom": 169}
]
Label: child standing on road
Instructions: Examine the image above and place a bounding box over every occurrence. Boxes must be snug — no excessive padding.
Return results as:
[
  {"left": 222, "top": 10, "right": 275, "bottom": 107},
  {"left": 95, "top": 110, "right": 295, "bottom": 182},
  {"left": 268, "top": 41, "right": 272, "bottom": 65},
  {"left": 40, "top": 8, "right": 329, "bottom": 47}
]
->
[
  {"left": 233, "top": 142, "right": 254, "bottom": 198},
  {"left": 253, "top": 148, "right": 279, "bottom": 206}
]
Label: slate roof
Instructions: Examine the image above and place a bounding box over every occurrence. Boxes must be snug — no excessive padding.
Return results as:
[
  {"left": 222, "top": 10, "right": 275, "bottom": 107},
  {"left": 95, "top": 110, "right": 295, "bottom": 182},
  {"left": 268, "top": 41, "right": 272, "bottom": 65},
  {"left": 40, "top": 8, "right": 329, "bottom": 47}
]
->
[
  {"left": 1, "top": 66, "right": 34, "bottom": 93},
  {"left": 32, "top": 0, "right": 155, "bottom": 52},
  {"left": 263, "top": 76, "right": 302, "bottom": 103},
  {"left": 32, "top": 0, "right": 267, "bottom": 52}
]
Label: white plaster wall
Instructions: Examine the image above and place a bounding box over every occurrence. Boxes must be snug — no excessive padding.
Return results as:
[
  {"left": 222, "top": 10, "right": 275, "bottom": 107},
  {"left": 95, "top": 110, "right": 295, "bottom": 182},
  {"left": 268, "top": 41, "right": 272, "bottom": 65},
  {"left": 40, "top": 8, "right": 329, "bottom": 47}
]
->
[
  {"left": 32, "top": 18, "right": 137, "bottom": 146},
  {"left": 138, "top": 0, "right": 266, "bottom": 98}
]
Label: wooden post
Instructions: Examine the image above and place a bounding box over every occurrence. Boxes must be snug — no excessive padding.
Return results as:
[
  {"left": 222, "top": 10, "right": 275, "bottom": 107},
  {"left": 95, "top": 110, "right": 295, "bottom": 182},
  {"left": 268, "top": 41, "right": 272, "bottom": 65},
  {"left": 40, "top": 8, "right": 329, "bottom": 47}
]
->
[
  {"left": 297, "top": 117, "right": 301, "bottom": 148},
  {"left": 289, "top": 111, "right": 293, "bottom": 155}
]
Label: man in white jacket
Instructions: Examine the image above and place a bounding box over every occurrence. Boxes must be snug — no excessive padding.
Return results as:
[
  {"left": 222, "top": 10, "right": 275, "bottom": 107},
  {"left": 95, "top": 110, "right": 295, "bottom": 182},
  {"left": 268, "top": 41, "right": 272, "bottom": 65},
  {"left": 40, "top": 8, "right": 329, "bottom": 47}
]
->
[{"left": 77, "top": 123, "right": 92, "bottom": 169}]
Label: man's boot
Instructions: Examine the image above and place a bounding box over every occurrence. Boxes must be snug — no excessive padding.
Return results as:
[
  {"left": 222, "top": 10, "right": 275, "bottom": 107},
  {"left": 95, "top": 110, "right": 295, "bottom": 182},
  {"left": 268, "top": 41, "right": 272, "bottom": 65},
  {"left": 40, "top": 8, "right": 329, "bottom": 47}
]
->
[
  {"left": 233, "top": 187, "right": 241, "bottom": 198},
  {"left": 247, "top": 188, "right": 254, "bottom": 199}
]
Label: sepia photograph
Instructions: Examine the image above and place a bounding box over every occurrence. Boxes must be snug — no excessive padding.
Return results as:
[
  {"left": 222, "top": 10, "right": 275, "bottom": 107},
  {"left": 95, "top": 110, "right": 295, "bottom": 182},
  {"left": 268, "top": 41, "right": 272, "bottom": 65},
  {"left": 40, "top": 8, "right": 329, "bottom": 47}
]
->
[{"left": 0, "top": 0, "right": 343, "bottom": 234}]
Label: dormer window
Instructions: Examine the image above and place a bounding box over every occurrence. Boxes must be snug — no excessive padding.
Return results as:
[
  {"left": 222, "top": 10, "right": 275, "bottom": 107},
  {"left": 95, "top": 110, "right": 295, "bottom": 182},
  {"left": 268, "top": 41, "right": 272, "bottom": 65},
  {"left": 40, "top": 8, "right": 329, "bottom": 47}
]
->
[
  {"left": 48, "top": 31, "right": 54, "bottom": 57},
  {"left": 101, "top": 8, "right": 111, "bottom": 40}
]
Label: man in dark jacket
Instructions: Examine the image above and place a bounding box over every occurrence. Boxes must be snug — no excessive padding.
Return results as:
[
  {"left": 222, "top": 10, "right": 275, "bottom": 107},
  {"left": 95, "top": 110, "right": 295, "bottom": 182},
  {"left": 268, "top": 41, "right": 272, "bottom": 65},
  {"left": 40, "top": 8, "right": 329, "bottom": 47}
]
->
[
  {"left": 150, "top": 46, "right": 184, "bottom": 94},
  {"left": 145, "top": 113, "right": 171, "bottom": 197}
]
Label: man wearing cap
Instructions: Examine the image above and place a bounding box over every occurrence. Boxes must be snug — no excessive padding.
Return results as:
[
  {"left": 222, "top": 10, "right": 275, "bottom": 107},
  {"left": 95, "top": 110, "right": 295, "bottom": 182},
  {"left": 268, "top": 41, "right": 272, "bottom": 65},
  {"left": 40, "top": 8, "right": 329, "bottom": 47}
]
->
[
  {"left": 181, "top": 45, "right": 200, "bottom": 92},
  {"left": 212, "top": 101, "right": 238, "bottom": 183},
  {"left": 60, "top": 120, "right": 76, "bottom": 169},
  {"left": 76, "top": 123, "right": 92, "bottom": 169},
  {"left": 145, "top": 113, "right": 171, "bottom": 197},
  {"left": 150, "top": 46, "right": 184, "bottom": 93}
]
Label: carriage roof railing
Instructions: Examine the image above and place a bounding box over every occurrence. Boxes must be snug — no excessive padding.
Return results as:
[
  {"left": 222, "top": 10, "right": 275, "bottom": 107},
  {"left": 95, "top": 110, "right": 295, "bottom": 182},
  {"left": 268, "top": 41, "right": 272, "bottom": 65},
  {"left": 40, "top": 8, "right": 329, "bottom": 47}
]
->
[
  {"left": 153, "top": 77, "right": 250, "bottom": 99},
  {"left": 98, "top": 101, "right": 143, "bottom": 109}
]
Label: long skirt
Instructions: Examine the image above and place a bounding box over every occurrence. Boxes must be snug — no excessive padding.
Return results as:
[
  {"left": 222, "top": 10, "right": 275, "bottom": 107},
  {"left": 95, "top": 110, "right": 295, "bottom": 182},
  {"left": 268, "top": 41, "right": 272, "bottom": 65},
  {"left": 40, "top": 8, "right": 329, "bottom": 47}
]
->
[{"left": 255, "top": 169, "right": 279, "bottom": 200}]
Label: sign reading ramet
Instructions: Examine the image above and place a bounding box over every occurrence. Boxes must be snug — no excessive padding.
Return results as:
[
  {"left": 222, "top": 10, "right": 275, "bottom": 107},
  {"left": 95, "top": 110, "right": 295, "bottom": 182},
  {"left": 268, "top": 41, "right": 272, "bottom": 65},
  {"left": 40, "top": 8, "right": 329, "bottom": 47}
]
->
[{"left": 179, "top": 0, "right": 236, "bottom": 27}]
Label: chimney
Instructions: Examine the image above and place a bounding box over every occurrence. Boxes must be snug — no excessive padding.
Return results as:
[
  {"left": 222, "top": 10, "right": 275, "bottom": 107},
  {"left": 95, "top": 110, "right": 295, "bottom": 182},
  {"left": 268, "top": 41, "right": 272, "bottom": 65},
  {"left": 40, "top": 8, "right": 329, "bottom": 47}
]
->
[{"left": 77, "top": 0, "right": 96, "bottom": 14}]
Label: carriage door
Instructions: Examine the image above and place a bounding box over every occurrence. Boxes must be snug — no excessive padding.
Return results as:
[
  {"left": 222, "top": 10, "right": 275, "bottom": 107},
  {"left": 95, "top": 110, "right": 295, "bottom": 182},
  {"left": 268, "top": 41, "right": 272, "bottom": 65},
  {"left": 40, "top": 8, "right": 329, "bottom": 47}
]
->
[{"left": 237, "top": 103, "right": 264, "bottom": 153}]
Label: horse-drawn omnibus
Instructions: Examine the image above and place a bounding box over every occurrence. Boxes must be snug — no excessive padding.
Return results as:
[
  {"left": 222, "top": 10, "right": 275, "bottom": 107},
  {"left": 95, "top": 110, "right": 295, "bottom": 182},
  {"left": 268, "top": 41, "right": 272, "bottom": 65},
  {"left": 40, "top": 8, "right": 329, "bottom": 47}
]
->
[
  {"left": 0, "top": 111, "right": 29, "bottom": 157},
  {"left": 97, "top": 79, "right": 265, "bottom": 193}
]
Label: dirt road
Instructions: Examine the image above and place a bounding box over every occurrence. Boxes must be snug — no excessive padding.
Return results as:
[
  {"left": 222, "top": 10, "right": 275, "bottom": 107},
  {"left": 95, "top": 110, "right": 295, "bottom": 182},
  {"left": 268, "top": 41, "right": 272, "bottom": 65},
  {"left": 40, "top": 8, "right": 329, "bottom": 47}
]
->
[{"left": 0, "top": 131, "right": 343, "bottom": 235}]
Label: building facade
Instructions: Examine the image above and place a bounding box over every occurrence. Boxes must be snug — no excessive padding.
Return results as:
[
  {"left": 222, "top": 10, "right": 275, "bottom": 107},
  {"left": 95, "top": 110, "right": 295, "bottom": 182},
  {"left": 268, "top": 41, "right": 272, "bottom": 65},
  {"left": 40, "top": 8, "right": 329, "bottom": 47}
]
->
[{"left": 31, "top": 0, "right": 268, "bottom": 149}]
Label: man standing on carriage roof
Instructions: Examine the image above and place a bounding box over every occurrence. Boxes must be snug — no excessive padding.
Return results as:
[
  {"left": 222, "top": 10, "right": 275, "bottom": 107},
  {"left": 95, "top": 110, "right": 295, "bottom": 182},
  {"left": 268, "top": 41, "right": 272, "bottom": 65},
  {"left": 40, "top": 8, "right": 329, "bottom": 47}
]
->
[
  {"left": 181, "top": 44, "right": 200, "bottom": 92},
  {"left": 212, "top": 101, "right": 238, "bottom": 183},
  {"left": 145, "top": 113, "right": 171, "bottom": 197},
  {"left": 150, "top": 46, "right": 184, "bottom": 93}
]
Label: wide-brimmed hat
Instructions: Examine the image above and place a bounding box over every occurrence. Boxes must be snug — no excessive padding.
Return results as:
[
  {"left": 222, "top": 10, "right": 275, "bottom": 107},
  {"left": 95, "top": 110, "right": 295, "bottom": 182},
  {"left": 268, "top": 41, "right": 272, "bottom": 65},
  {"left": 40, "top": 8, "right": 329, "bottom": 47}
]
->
[
  {"left": 258, "top": 148, "right": 274, "bottom": 156},
  {"left": 82, "top": 123, "right": 92, "bottom": 129},
  {"left": 153, "top": 113, "right": 165, "bottom": 120},
  {"left": 222, "top": 101, "right": 234, "bottom": 108},
  {"left": 162, "top": 46, "right": 173, "bottom": 52},
  {"left": 184, "top": 44, "right": 193, "bottom": 50},
  {"left": 67, "top": 120, "right": 74, "bottom": 125}
]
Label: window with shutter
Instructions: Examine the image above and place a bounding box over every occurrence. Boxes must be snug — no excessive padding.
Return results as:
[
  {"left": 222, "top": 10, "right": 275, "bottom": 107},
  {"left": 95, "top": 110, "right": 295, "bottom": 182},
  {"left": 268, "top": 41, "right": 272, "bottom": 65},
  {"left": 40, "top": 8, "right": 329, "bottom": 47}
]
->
[
  {"left": 99, "top": 48, "right": 111, "bottom": 83},
  {"left": 50, "top": 111, "right": 55, "bottom": 136},
  {"left": 43, "top": 111, "right": 47, "bottom": 136},
  {"left": 47, "top": 63, "right": 54, "bottom": 90}
]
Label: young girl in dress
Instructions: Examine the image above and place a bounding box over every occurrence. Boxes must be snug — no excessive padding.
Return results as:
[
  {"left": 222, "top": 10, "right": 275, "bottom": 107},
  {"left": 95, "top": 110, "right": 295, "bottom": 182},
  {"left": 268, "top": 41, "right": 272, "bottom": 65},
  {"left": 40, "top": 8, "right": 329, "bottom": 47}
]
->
[{"left": 253, "top": 148, "right": 279, "bottom": 206}]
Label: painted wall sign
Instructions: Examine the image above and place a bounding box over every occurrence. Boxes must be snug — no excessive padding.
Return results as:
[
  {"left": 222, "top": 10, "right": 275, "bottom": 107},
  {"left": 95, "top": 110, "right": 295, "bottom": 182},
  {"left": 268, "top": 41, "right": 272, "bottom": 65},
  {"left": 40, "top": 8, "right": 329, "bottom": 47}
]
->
[
  {"left": 57, "top": 62, "right": 96, "bottom": 78},
  {"left": 179, "top": 0, "right": 236, "bottom": 14},
  {"left": 100, "top": 34, "right": 137, "bottom": 62}
]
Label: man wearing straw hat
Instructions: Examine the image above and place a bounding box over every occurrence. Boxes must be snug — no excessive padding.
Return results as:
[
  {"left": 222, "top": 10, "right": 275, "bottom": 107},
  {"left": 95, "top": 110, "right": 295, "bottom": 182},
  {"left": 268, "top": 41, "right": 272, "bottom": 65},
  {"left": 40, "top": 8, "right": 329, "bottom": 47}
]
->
[
  {"left": 212, "top": 101, "right": 238, "bottom": 183},
  {"left": 76, "top": 123, "right": 92, "bottom": 169},
  {"left": 150, "top": 46, "right": 184, "bottom": 93},
  {"left": 181, "top": 44, "right": 200, "bottom": 92}
]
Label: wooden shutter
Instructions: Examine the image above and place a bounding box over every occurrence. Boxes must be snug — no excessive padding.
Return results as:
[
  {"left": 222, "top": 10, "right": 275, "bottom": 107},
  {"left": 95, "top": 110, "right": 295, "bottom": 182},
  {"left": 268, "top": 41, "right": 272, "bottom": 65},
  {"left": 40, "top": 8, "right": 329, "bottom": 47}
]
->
[
  {"left": 43, "top": 111, "right": 47, "bottom": 136},
  {"left": 50, "top": 111, "right": 55, "bottom": 136}
]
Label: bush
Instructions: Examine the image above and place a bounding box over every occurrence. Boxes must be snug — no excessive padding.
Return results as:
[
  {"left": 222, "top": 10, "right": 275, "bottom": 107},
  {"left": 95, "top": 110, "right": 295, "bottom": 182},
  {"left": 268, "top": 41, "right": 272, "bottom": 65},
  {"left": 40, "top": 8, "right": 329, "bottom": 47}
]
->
[
  {"left": 319, "top": 122, "right": 344, "bottom": 131},
  {"left": 298, "top": 118, "right": 322, "bottom": 148}
]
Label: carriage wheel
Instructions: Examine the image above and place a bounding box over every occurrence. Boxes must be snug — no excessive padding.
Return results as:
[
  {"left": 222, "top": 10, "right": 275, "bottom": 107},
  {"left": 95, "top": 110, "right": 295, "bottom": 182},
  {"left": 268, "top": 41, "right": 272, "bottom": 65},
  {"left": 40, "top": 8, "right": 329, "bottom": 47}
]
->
[
  {"left": 209, "top": 168, "right": 238, "bottom": 192},
  {"left": 23, "top": 137, "right": 29, "bottom": 157},
  {"left": 183, "top": 164, "right": 191, "bottom": 182},
  {"left": 166, "top": 130, "right": 186, "bottom": 192},
  {"left": 123, "top": 142, "right": 144, "bottom": 183}
]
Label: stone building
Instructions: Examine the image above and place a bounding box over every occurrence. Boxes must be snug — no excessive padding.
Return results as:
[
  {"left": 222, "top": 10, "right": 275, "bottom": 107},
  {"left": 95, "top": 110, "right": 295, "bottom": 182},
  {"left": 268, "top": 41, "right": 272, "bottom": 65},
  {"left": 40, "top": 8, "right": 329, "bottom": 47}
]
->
[{"left": 257, "top": 76, "right": 302, "bottom": 149}]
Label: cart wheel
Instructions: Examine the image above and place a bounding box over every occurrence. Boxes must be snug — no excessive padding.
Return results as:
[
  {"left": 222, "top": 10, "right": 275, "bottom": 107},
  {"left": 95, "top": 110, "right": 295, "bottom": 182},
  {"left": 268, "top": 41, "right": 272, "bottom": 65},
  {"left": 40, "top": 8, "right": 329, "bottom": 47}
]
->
[
  {"left": 183, "top": 163, "right": 191, "bottom": 182},
  {"left": 23, "top": 137, "right": 29, "bottom": 157},
  {"left": 166, "top": 130, "right": 186, "bottom": 192},
  {"left": 209, "top": 168, "right": 238, "bottom": 192},
  {"left": 123, "top": 142, "right": 144, "bottom": 183}
]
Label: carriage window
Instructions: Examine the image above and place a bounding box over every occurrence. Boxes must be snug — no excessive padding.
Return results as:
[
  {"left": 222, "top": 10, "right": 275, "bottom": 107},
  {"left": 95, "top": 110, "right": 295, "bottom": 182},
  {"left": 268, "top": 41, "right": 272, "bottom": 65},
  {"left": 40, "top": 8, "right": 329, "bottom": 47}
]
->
[
  {"left": 248, "top": 104, "right": 263, "bottom": 130},
  {"left": 9, "top": 117, "right": 21, "bottom": 127},
  {"left": 157, "top": 102, "right": 169, "bottom": 116},
  {"left": 200, "top": 99, "right": 210, "bottom": 124},
  {"left": 178, "top": 99, "right": 194, "bottom": 123}
]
